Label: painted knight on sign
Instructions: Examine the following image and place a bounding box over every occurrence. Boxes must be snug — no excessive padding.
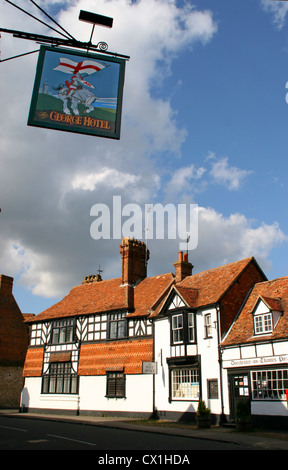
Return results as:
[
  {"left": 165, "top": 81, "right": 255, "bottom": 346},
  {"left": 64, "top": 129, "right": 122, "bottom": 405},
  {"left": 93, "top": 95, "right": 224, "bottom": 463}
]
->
[{"left": 53, "top": 57, "right": 108, "bottom": 115}]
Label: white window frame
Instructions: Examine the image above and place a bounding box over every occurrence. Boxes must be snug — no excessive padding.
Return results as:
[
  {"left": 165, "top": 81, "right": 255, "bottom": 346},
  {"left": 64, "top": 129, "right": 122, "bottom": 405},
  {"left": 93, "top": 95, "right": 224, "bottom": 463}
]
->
[
  {"left": 171, "top": 368, "right": 200, "bottom": 400},
  {"left": 254, "top": 312, "right": 273, "bottom": 335},
  {"left": 204, "top": 313, "right": 212, "bottom": 338},
  {"left": 251, "top": 369, "right": 288, "bottom": 400},
  {"left": 188, "top": 312, "right": 195, "bottom": 342},
  {"left": 172, "top": 314, "right": 184, "bottom": 344}
]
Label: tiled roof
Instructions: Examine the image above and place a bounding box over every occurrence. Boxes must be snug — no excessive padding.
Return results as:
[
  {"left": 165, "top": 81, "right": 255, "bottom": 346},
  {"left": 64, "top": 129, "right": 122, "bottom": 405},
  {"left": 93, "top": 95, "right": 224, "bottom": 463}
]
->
[
  {"left": 150, "top": 257, "right": 259, "bottom": 317},
  {"left": 260, "top": 295, "right": 283, "bottom": 312},
  {"left": 30, "top": 277, "right": 127, "bottom": 321},
  {"left": 29, "top": 273, "right": 174, "bottom": 322},
  {"left": 27, "top": 256, "right": 263, "bottom": 323},
  {"left": 178, "top": 257, "right": 258, "bottom": 308},
  {"left": 222, "top": 276, "right": 288, "bottom": 346},
  {"left": 129, "top": 273, "right": 174, "bottom": 317}
]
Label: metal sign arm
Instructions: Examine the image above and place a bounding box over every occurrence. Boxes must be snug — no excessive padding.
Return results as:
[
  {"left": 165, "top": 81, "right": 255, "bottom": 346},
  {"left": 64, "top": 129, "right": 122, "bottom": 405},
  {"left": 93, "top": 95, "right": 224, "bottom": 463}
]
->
[{"left": 0, "top": 27, "right": 130, "bottom": 59}]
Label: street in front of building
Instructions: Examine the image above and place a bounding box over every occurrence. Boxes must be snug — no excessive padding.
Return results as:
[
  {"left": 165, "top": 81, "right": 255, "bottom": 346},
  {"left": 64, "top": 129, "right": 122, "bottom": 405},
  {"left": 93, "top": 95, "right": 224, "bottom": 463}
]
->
[
  {"left": 1, "top": 413, "right": 287, "bottom": 451},
  {"left": 0, "top": 415, "right": 253, "bottom": 451}
]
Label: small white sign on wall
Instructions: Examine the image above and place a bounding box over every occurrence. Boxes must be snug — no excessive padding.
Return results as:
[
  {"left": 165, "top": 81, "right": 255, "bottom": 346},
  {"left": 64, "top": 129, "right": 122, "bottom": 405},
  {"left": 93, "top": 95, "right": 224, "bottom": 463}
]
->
[{"left": 142, "top": 362, "right": 157, "bottom": 374}]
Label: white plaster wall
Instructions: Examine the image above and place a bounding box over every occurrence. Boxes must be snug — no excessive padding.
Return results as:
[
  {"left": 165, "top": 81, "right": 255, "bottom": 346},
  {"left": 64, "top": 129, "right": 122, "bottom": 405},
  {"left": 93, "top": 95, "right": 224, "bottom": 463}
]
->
[
  {"left": 154, "top": 317, "right": 172, "bottom": 412},
  {"left": 196, "top": 307, "right": 222, "bottom": 414},
  {"left": 154, "top": 310, "right": 223, "bottom": 417},
  {"left": 252, "top": 400, "right": 288, "bottom": 416},
  {"left": 21, "top": 377, "right": 80, "bottom": 411},
  {"left": 21, "top": 374, "right": 153, "bottom": 415},
  {"left": 79, "top": 374, "right": 153, "bottom": 414}
]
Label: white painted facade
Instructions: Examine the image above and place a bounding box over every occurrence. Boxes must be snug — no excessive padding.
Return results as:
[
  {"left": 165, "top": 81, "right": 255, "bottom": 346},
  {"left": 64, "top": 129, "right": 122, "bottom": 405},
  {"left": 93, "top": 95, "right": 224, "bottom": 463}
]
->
[
  {"left": 79, "top": 374, "right": 153, "bottom": 415},
  {"left": 20, "top": 261, "right": 288, "bottom": 427},
  {"left": 221, "top": 296, "right": 288, "bottom": 425},
  {"left": 21, "top": 312, "right": 154, "bottom": 416},
  {"left": 153, "top": 292, "right": 224, "bottom": 422}
]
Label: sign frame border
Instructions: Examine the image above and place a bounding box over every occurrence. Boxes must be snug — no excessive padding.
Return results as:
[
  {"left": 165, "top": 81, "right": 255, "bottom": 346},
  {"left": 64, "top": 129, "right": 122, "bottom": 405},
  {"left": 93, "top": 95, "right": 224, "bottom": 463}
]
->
[{"left": 27, "top": 45, "right": 126, "bottom": 140}]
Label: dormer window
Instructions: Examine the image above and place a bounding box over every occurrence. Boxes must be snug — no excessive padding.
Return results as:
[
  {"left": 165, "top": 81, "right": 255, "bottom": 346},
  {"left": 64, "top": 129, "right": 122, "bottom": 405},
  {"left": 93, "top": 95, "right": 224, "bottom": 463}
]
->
[
  {"left": 252, "top": 296, "right": 283, "bottom": 336},
  {"left": 254, "top": 312, "right": 273, "bottom": 335}
]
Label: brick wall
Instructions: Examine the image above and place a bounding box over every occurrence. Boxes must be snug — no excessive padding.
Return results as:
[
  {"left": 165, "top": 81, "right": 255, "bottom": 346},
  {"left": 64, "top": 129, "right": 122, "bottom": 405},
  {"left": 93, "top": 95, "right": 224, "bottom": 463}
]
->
[
  {"left": 0, "top": 365, "right": 24, "bottom": 408},
  {"left": 0, "top": 275, "right": 30, "bottom": 365}
]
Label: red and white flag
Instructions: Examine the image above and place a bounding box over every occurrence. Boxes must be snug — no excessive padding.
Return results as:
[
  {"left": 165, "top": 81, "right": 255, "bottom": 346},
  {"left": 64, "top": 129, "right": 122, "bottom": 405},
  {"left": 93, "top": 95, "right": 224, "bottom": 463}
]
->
[{"left": 53, "top": 58, "right": 106, "bottom": 75}]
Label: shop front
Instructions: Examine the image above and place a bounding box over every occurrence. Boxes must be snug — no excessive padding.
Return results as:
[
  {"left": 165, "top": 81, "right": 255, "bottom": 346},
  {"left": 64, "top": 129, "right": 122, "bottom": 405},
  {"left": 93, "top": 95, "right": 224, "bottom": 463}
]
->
[{"left": 223, "top": 353, "right": 288, "bottom": 428}]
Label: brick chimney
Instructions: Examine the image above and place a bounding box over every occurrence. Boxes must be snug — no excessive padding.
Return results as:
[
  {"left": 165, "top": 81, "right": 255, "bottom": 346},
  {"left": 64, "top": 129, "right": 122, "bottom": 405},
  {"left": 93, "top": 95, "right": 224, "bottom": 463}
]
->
[
  {"left": 120, "top": 238, "right": 149, "bottom": 286},
  {"left": 174, "top": 251, "right": 193, "bottom": 283},
  {"left": 120, "top": 238, "right": 149, "bottom": 311},
  {"left": 0, "top": 275, "right": 14, "bottom": 296}
]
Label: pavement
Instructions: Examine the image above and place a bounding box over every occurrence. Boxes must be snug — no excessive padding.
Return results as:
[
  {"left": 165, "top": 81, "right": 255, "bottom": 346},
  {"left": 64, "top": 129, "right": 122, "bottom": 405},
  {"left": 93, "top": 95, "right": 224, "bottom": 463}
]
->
[{"left": 1, "top": 408, "right": 288, "bottom": 450}]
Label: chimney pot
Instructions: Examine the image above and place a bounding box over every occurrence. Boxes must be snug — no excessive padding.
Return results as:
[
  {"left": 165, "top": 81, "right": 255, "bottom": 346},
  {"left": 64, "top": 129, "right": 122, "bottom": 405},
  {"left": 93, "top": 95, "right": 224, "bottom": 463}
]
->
[{"left": 173, "top": 253, "right": 193, "bottom": 283}]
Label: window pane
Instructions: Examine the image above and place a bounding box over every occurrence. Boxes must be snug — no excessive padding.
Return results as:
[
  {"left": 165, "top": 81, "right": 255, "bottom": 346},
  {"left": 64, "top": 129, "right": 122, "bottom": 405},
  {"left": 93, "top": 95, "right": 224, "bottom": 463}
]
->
[
  {"left": 188, "top": 313, "right": 194, "bottom": 342},
  {"left": 251, "top": 369, "right": 288, "bottom": 400},
  {"left": 49, "top": 376, "right": 56, "bottom": 393},
  {"left": 107, "top": 373, "right": 125, "bottom": 397},
  {"left": 52, "top": 328, "right": 59, "bottom": 344},
  {"left": 118, "top": 320, "right": 126, "bottom": 338},
  {"left": 254, "top": 313, "right": 272, "bottom": 335},
  {"left": 42, "top": 362, "right": 77, "bottom": 395},
  {"left": 110, "top": 321, "right": 117, "bottom": 339},
  {"left": 172, "top": 314, "right": 184, "bottom": 343},
  {"left": 172, "top": 368, "right": 199, "bottom": 399},
  {"left": 66, "top": 326, "right": 73, "bottom": 342},
  {"left": 59, "top": 327, "right": 66, "bottom": 343}
]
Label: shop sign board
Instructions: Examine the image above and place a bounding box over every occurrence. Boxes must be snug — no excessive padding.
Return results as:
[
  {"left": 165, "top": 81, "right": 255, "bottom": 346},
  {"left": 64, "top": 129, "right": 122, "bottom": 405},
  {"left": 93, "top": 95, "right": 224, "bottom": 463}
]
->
[{"left": 28, "top": 46, "right": 126, "bottom": 139}]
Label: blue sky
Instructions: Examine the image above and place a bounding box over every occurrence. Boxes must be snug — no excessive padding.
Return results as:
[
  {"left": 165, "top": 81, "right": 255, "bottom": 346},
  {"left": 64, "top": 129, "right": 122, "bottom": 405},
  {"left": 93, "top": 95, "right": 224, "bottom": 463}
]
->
[{"left": 1, "top": 0, "right": 288, "bottom": 315}]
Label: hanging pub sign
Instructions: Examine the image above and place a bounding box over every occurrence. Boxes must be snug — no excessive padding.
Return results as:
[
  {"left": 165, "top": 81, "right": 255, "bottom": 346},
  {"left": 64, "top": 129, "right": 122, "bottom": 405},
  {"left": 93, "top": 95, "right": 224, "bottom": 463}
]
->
[{"left": 28, "top": 45, "right": 126, "bottom": 139}]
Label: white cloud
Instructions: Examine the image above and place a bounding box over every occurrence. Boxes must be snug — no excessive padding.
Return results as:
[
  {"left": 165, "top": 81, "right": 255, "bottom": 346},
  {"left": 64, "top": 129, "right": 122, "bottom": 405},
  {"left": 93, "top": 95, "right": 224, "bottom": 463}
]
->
[
  {"left": 261, "top": 0, "right": 288, "bottom": 30},
  {"left": 165, "top": 154, "right": 252, "bottom": 198},
  {"left": 208, "top": 156, "right": 252, "bottom": 190},
  {"left": 71, "top": 168, "right": 140, "bottom": 191},
  {"left": 195, "top": 207, "right": 287, "bottom": 271},
  {"left": 0, "top": 0, "right": 287, "bottom": 308},
  {"left": 0, "top": 0, "right": 218, "bottom": 302}
]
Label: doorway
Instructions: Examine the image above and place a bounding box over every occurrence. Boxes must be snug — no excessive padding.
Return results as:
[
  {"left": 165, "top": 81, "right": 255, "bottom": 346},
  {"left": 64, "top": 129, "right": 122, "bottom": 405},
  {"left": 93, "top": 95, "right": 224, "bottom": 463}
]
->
[{"left": 229, "top": 373, "right": 250, "bottom": 421}]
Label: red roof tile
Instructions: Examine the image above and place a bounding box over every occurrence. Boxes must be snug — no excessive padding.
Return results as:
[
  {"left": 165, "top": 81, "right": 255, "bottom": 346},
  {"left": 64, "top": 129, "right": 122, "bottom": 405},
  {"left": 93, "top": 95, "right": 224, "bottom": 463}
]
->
[
  {"left": 129, "top": 273, "right": 174, "bottom": 317},
  {"left": 150, "top": 257, "right": 259, "bottom": 317},
  {"left": 29, "top": 273, "right": 174, "bottom": 322},
  {"left": 79, "top": 338, "right": 153, "bottom": 375},
  {"left": 31, "top": 277, "right": 127, "bottom": 321},
  {"left": 222, "top": 276, "right": 288, "bottom": 346},
  {"left": 178, "top": 257, "right": 258, "bottom": 308},
  {"left": 28, "top": 256, "right": 264, "bottom": 324}
]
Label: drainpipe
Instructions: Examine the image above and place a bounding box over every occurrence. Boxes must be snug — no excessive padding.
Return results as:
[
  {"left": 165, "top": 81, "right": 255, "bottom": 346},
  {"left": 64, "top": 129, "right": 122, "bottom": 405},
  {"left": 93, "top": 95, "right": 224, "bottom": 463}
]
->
[
  {"left": 216, "top": 305, "right": 225, "bottom": 425},
  {"left": 149, "top": 317, "right": 157, "bottom": 419}
]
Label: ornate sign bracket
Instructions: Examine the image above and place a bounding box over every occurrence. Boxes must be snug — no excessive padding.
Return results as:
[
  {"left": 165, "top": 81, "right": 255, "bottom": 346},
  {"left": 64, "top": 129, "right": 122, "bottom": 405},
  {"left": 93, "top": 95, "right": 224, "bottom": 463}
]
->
[{"left": 0, "top": 1, "right": 130, "bottom": 62}]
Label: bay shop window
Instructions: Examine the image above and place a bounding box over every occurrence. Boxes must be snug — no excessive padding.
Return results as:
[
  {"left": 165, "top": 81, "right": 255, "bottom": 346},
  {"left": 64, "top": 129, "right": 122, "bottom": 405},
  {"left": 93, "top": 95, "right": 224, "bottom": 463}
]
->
[
  {"left": 251, "top": 369, "right": 288, "bottom": 400},
  {"left": 171, "top": 368, "right": 200, "bottom": 400}
]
